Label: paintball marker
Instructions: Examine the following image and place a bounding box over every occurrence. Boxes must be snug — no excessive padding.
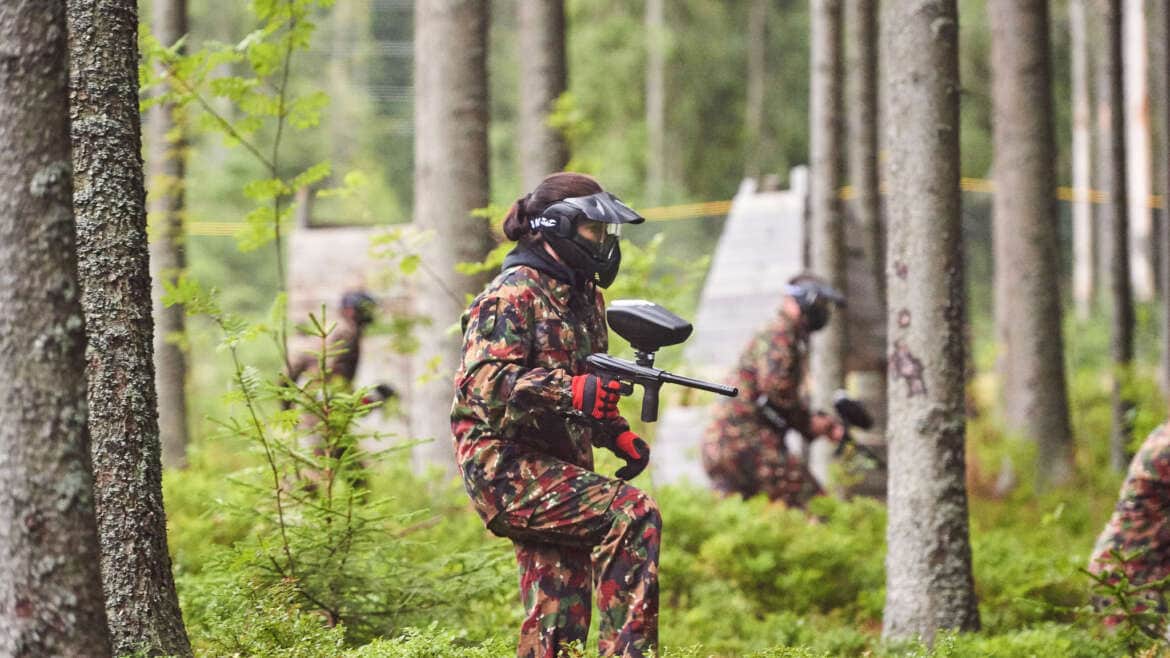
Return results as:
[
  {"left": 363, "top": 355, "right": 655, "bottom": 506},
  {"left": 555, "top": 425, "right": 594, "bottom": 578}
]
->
[
  {"left": 586, "top": 300, "right": 738, "bottom": 422},
  {"left": 831, "top": 390, "right": 885, "bottom": 468}
]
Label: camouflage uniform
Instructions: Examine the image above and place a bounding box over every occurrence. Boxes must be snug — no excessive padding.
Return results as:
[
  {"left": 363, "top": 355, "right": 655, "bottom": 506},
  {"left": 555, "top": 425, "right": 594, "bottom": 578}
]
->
[
  {"left": 701, "top": 310, "right": 822, "bottom": 508},
  {"left": 1089, "top": 424, "right": 1170, "bottom": 623},
  {"left": 451, "top": 246, "right": 660, "bottom": 658}
]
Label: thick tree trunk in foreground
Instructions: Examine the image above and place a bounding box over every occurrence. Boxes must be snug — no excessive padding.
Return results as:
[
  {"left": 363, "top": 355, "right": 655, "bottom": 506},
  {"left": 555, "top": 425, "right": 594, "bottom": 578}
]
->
[
  {"left": 518, "top": 0, "right": 567, "bottom": 191},
  {"left": 881, "top": 0, "right": 980, "bottom": 641},
  {"left": 1071, "top": 0, "right": 1096, "bottom": 320},
  {"left": 845, "top": 0, "right": 886, "bottom": 431},
  {"left": 148, "top": 0, "right": 191, "bottom": 470},
  {"left": 413, "top": 0, "right": 493, "bottom": 469},
  {"left": 989, "top": 0, "right": 1074, "bottom": 489},
  {"left": 808, "top": 0, "right": 846, "bottom": 485},
  {"left": 67, "top": 0, "right": 192, "bottom": 654},
  {"left": 0, "top": 2, "right": 112, "bottom": 654},
  {"left": 1102, "top": 0, "right": 1135, "bottom": 472}
]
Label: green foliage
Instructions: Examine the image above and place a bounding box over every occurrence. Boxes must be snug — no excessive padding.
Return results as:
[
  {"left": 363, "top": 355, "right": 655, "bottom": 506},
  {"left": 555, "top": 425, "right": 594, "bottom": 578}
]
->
[{"left": 1085, "top": 549, "right": 1170, "bottom": 654}]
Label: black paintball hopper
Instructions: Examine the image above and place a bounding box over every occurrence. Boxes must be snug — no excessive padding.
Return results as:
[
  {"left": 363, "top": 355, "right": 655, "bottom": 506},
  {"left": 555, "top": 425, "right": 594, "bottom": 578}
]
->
[{"left": 606, "top": 300, "right": 692, "bottom": 356}]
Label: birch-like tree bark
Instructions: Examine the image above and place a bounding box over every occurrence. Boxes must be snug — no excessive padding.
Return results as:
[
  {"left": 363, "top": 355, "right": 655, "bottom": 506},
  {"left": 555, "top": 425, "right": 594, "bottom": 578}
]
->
[
  {"left": 989, "top": 0, "right": 1075, "bottom": 489},
  {"left": 808, "top": 0, "right": 846, "bottom": 485},
  {"left": 149, "top": 0, "right": 191, "bottom": 469},
  {"left": 1071, "top": 0, "right": 1096, "bottom": 319},
  {"left": 413, "top": 0, "right": 493, "bottom": 469},
  {"left": 518, "top": 0, "right": 567, "bottom": 191},
  {"left": 1124, "top": 0, "right": 1155, "bottom": 301},
  {"left": 1102, "top": 0, "right": 1135, "bottom": 472},
  {"left": 67, "top": 0, "right": 192, "bottom": 654},
  {"left": 881, "top": 0, "right": 980, "bottom": 641},
  {"left": 0, "top": 2, "right": 112, "bottom": 654}
]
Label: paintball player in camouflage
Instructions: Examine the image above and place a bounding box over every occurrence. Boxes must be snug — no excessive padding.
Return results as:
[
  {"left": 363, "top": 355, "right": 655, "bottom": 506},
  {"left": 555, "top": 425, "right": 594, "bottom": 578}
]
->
[
  {"left": 451, "top": 172, "right": 659, "bottom": 657},
  {"left": 701, "top": 273, "right": 846, "bottom": 509},
  {"left": 1089, "top": 424, "right": 1170, "bottom": 626},
  {"left": 285, "top": 290, "right": 394, "bottom": 486}
]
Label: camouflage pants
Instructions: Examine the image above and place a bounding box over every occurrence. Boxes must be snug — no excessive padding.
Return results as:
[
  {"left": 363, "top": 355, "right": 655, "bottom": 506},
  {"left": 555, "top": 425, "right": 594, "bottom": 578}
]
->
[
  {"left": 488, "top": 460, "right": 660, "bottom": 657},
  {"left": 702, "top": 418, "right": 822, "bottom": 509}
]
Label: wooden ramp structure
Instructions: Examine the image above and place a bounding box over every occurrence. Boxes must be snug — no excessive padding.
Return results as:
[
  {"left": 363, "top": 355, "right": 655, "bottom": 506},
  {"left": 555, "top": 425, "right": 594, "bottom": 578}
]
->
[{"left": 651, "top": 171, "right": 809, "bottom": 487}]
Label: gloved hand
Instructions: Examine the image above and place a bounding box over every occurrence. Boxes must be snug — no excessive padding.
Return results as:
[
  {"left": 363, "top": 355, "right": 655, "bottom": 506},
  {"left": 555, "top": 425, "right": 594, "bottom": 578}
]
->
[
  {"left": 571, "top": 374, "right": 623, "bottom": 421},
  {"left": 606, "top": 429, "right": 650, "bottom": 480}
]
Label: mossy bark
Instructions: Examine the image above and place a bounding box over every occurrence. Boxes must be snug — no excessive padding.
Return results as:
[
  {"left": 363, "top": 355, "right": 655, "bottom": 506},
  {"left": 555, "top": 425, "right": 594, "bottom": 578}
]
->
[
  {"left": 66, "top": 0, "right": 192, "bottom": 654},
  {"left": 0, "top": 2, "right": 112, "bottom": 654}
]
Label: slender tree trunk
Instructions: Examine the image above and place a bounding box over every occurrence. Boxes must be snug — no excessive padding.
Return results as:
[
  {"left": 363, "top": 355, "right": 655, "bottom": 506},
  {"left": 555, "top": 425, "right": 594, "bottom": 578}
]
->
[
  {"left": 413, "top": 0, "right": 492, "bottom": 470},
  {"left": 808, "top": 0, "right": 846, "bottom": 485},
  {"left": 881, "top": 0, "right": 980, "bottom": 641},
  {"left": 1095, "top": 7, "right": 1115, "bottom": 311},
  {"left": 0, "top": 2, "right": 112, "bottom": 654},
  {"left": 745, "top": 0, "right": 768, "bottom": 179},
  {"left": 67, "top": 0, "right": 192, "bottom": 654},
  {"left": 1071, "top": 0, "right": 1096, "bottom": 320},
  {"left": 518, "top": 0, "right": 567, "bottom": 191},
  {"left": 989, "top": 0, "right": 1075, "bottom": 489},
  {"left": 1103, "top": 0, "right": 1135, "bottom": 472},
  {"left": 1162, "top": 0, "right": 1170, "bottom": 400},
  {"left": 1124, "top": 0, "right": 1156, "bottom": 301},
  {"left": 645, "top": 0, "right": 665, "bottom": 204},
  {"left": 149, "top": 0, "right": 191, "bottom": 470},
  {"left": 845, "top": 0, "right": 886, "bottom": 432}
]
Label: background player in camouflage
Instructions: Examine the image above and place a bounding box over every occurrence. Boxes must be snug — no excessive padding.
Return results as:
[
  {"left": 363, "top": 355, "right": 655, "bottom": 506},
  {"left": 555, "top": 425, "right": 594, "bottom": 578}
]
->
[
  {"left": 701, "top": 274, "right": 845, "bottom": 508},
  {"left": 285, "top": 290, "right": 394, "bottom": 487},
  {"left": 451, "top": 172, "right": 659, "bottom": 657},
  {"left": 1089, "top": 424, "right": 1170, "bottom": 626}
]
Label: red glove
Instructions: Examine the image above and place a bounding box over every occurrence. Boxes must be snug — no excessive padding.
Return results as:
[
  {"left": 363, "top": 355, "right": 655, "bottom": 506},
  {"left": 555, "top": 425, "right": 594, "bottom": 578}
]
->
[
  {"left": 607, "top": 430, "right": 650, "bottom": 480},
  {"left": 571, "top": 374, "right": 623, "bottom": 421}
]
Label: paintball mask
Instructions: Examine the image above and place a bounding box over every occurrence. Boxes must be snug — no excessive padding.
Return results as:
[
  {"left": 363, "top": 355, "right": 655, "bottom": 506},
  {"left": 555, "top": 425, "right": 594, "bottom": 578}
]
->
[
  {"left": 785, "top": 278, "right": 845, "bottom": 332},
  {"left": 528, "top": 191, "right": 645, "bottom": 288},
  {"left": 340, "top": 290, "right": 378, "bottom": 326}
]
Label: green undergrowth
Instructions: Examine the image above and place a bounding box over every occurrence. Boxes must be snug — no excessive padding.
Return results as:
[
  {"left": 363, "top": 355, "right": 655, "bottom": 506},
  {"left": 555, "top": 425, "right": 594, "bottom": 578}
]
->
[{"left": 161, "top": 307, "right": 1167, "bottom": 656}]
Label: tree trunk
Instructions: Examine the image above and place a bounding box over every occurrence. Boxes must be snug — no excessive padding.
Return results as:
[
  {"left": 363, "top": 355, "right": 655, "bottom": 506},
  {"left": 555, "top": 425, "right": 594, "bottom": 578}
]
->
[
  {"left": 67, "top": 0, "right": 192, "bottom": 654},
  {"left": 845, "top": 0, "right": 886, "bottom": 432},
  {"left": 1071, "top": 0, "right": 1096, "bottom": 320},
  {"left": 1161, "top": 0, "right": 1170, "bottom": 400},
  {"left": 0, "top": 2, "right": 112, "bottom": 654},
  {"left": 808, "top": 0, "right": 846, "bottom": 485},
  {"left": 149, "top": 0, "right": 191, "bottom": 470},
  {"left": 881, "top": 0, "right": 980, "bottom": 641},
  {"left": 1124, "top": 0, "right": 1155, "bottom": 301},
  {"left": 645, "top": 0, "right": 665, "bottom": 204},
  {"left": 745, "top": 0, "right": 768, "bottom": 179},
  {"left": 1103, "top": 0, "right": 1135, "bottom": 472},
  {"left": 413, "top": 0, "right": 493, "bottom": 470},
  {"left": 989, "top": 0, "right": 1075, "bottom": 489},
  {"left": 1095, "top": 5, "right": 1115, "bottom": 312},
  {"left": 518, "top": 0, "right": 567, "bottom": 191}
]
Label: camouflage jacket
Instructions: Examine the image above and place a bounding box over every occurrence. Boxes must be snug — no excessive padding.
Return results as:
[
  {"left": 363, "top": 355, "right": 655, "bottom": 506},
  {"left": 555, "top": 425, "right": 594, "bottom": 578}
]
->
[
  {"left": 1090, "top": 424, "right": 1170, "bottom": 595},
  {"left": 709, "top": 309, "right": 813, "bottom": 440},
  {"left": 451, "top": 245, "right": 627, "bottom": 524}
]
